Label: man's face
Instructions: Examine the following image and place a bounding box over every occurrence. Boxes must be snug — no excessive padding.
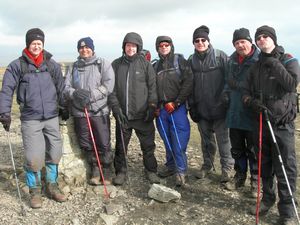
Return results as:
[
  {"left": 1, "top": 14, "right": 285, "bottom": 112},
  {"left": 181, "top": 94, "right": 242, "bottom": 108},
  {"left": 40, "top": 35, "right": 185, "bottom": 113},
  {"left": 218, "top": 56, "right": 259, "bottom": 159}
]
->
[
  {"left": 256, "top": 34, "right": 275, "bottom": 53},
  {"left": 234, "top": 39, "right": 252, "bottom": 57},
  {"left": 28, "top": 40, "right": 43, "bottom": 58},
  {"left": 125, "top": 42, "right": 137, "bottom": 57},
  {"left": 194, "top": 38, "right": 209, "bottom": 52},
  {"left": 79, "top": 46, "right": 93, "bottom": 59},
  {"left": 158, "top": 42, "right": 171, "bottom": 56}
]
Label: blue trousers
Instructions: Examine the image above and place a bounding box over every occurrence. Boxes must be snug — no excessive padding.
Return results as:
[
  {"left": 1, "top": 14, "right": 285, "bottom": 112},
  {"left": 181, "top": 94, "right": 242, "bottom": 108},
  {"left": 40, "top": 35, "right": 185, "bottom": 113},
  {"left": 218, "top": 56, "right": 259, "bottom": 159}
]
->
[{"left": 156, "top": 105, "right": 190, "bottom": 174}]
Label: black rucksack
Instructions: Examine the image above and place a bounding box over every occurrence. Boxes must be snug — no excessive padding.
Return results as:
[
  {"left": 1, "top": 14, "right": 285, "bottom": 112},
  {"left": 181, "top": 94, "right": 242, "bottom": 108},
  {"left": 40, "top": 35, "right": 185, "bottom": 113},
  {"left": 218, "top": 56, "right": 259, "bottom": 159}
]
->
[{"left": 152, "top": 53, "right": 183, "bottom": 78}]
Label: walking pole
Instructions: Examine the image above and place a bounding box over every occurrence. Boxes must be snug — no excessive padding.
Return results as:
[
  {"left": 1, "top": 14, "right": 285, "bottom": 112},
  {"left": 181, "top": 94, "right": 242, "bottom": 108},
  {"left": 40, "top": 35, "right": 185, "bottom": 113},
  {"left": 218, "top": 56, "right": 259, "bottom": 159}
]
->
[
  {"left": 6, "top": 131, "right": 26, "bottom": 216},
  {"left": 255, "top": 111, "right": 263, "bottom": 225},
  {"left": 170, "top": 114, "right": 188, "bottom": 170},
  {"left": 117, "top": 116, "right": 130, "bottom": 186},
  {"left": 158, "top": 116, "right": 184, "bottom": 185},
  {"left": 84, "top": 108, "right": 109, "bottom": 199},
  {"left": 263, "top": 110, "right": 300, "bottom": 224}
]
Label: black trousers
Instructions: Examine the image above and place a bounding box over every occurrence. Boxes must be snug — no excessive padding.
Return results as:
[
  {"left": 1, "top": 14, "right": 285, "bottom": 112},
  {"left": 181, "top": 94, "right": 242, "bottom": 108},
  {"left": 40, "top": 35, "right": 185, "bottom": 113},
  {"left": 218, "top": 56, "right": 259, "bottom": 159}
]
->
[
  {"left": 254, "top": 120, "right": 297, "bottom": 219},
  {"left": 114, "top": 119, "right": 157, "bottom": 174},
  {"left": 230, "top": 128, "right": 258, "bottom": 178},
  {"left": 74, "top": 115, "right": 113, "bottom": 168}
]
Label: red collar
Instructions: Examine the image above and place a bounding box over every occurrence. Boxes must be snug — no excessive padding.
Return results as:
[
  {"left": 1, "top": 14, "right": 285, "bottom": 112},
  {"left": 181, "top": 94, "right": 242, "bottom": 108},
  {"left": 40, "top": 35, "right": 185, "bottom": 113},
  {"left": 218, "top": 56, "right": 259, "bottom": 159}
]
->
[
  {"left": 24, "top": 48, "right": 44, "bottom": 67},
  {"left": 238, "top": 47, "right": 255, "bottom": 64}
]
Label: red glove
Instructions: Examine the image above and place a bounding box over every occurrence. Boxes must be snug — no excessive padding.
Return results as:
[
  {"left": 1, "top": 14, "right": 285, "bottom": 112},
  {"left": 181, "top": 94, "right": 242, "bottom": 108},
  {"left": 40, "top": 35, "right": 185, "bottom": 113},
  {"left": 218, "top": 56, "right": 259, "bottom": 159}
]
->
[{"left": 164, "top": 102, "right": 177, "bottom": 114}]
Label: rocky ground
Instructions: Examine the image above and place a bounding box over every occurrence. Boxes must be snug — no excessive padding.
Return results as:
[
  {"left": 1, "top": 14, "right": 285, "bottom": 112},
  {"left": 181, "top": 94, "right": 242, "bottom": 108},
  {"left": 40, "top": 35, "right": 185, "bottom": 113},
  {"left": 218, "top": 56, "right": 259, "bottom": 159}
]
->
[{"left": 0, "top": 111, "right": 300, "bottom": 225}]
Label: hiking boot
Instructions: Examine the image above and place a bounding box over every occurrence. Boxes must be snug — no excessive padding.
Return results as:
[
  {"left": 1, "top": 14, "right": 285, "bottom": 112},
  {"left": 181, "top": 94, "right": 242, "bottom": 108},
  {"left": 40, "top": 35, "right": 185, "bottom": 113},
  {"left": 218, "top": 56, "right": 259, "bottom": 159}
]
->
[
  {"left": 221, "top": 179, "right": 236, "bottom": 191},
  {"left": 29, "top": 188, "right": 42, "bottom": 209},
  {"left": 158, "top": 167, "right": 176, "bottom": 178},
  {"left": 145, "top": 170, "right": 160, "bottom": 184},
  {"left": 220, "top": 170, "right": 233, "bottom": 183},
  {"left": 280, "top": 217, "right": 298, "bottom": 225},
  {"left": 250, "top": 180, "right": 259, "bottom": 199},
  {"left": 100, "top": 168, "right": 112, "bottom": 185},
  {"left": 195, "top": 168, "right": 211, "bottom": 179},
  {"left": 250, "top": 201, "right": 274, "bottom": 215},
  {"left": 234, "top": 172, "right": 246, "bottom": 188},
  {"left": 45, "top": 183, "right": 67, "bottom": 202},
  {"left": 89, "top": 176, "right": 102, "bottom": 185},
  {"left": 113, "top": 172, "right": 127, "bottom": 186},
  {"left": 175, "top": 174, "right": 186, "bottom": 187}
]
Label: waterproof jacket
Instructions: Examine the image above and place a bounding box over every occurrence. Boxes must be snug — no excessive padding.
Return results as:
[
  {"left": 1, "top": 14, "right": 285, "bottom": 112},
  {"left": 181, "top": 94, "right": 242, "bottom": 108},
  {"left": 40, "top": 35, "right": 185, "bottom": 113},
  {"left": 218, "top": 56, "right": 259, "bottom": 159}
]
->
[
  {"left": 108, "top": 54, "right": 157, "bottom": 120},
  {"left": 153, "top": 53, "right": 193, "bottom": 105},
  {"left": 64, "top": 54, "right": 115, "bottom": 117},
  {"left": 226, "top": 45, "right": 260, "bottom": 131},
  {"left": 243, "top": 46, "right": 300, "bottom": 125},
  {"left": 0, "top": 50, "right": 65, "bottom": 121},
  {"left": 189, "top": 46, "right": 229, "bottom": 120}
]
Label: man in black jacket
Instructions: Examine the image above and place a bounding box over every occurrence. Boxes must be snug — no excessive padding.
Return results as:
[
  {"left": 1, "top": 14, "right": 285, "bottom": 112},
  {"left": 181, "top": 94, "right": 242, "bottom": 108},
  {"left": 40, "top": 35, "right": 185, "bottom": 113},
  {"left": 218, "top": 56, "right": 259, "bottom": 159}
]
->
[
  {"left": 189, "top": 25, "right": 234, "bottom": 187},
  {"left": 243, "top": 25, "right": 300, "bottom": 225},
  {"left": 108, "top": 32, "right": 160, "bottom": 185}
]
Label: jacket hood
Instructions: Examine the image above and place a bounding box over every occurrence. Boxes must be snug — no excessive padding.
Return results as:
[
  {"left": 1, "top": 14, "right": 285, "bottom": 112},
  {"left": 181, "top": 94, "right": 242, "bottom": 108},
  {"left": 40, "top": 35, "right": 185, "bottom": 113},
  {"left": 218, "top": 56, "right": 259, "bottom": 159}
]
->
[{"left": 122, "top": 32, "right": 143, "bottom": 53}]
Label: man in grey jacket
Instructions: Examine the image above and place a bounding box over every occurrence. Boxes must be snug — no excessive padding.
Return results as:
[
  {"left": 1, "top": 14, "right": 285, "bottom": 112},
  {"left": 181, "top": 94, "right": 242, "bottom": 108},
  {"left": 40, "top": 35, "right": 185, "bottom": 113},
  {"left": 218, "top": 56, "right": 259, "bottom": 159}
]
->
[
  {"left": 0, "top": 28, "right": 67, "bottom": 208},
  {"left": 108, "top": 32, "right": 160, "bottom": 185},
  {"left": 64, "top": 37, "right": 115, "bottom": 185}
]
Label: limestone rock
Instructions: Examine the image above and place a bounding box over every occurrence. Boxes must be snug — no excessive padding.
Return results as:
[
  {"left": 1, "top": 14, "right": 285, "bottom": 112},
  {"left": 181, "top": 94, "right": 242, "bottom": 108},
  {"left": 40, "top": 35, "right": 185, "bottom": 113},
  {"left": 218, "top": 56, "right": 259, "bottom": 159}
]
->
[{"left": 148, "top": 183, "right": 181, "bottom": 203}]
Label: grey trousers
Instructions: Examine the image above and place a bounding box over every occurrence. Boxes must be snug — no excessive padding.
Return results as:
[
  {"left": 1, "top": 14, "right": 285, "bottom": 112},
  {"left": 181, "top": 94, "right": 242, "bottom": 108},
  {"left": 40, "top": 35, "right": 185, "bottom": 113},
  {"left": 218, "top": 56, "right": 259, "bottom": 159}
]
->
[
  {"left": 197, "top": 118, "right": 234, "bottom": 172},
  {"left": 21, "top": 117, "right": 62, "bottom": 171}
]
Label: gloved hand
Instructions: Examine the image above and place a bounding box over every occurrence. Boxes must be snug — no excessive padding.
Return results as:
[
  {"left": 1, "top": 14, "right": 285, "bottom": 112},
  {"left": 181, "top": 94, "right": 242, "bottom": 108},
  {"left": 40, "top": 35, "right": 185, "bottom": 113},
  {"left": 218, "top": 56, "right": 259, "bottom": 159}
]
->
[
  {"left": 227, "top": 78, "right": 239, "bottom": 89},
  {"left": 73, "top": 89, "right": 91, "bottom": 110},
  {"left": 189, "top": 107, "right": 200, "bottom": 123},
  {"left": 144, "top": 105, "right": 156, "bottom": 122},
  {"left": 263, "top": 56, "right": 280, "bottom": 68},
  {"left": 59, "top": 108, "right": 70, "bottom": 121},
  {"left": 251, "top": 99, "right": 268, "bottom": 113},
  {"left": 164, "top": 102, "right": 178, "bottom": 114},
  {"left": 112, "top": 107, "right": 128, "bottom": 125},
  {"left": 220, "top": 92, "right": 230, "bottom": 108},
  {"left": 0, "top": 114, "right": 11, "bottom": 131}
]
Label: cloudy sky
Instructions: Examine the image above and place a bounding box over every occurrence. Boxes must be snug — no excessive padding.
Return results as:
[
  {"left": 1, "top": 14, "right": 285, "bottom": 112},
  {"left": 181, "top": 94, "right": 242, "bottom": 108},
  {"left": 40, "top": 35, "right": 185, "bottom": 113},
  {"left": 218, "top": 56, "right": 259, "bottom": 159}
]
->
[{"left": 0, "top": 0, "right": 299, "bottom": 66}]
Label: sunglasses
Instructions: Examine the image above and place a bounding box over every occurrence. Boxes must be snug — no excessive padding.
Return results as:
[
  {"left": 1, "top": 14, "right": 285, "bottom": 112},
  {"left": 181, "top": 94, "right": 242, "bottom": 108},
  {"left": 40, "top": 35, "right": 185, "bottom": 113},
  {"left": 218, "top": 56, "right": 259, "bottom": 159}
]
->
[
  {"left": 159, "top": 43, "right": 170, "bottom": 48},
  {"left": 256, "top": 34, "right": 269, "bottom": 41},
  {"left": 194, "top": 38, "right": 207, "bottom": 43}
]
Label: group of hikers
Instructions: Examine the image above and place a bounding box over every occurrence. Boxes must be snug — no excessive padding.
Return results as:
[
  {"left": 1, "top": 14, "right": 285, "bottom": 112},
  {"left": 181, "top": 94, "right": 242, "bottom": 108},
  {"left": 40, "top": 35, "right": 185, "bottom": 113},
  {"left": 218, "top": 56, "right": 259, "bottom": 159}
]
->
[{"left": 0, "top": 24, "right": 299, "bottom": 225}]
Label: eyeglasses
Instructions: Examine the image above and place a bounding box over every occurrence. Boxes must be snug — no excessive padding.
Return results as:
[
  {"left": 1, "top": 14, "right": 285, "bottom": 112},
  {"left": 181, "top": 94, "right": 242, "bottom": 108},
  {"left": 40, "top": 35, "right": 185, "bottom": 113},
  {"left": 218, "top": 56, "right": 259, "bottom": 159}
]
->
[
  {"left": 194, "top": 38, "right": 207, "bottom": 43},
  {"left": 256, "top": 34, "right": 269, "bottom": 41},
  {"left": 159, "top": 43, "right": 170, "bottom": 48}
]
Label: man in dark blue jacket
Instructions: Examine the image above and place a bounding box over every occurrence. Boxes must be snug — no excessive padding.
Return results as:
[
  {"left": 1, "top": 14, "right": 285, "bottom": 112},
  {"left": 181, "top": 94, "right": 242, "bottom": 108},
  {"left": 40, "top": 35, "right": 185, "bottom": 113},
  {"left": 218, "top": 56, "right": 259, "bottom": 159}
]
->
[
  {"left": 225, "top": 28, "right": 259, "bottom": 197},
  {"left": 0, "top": 28, "right": 67, "bottom": 208}
]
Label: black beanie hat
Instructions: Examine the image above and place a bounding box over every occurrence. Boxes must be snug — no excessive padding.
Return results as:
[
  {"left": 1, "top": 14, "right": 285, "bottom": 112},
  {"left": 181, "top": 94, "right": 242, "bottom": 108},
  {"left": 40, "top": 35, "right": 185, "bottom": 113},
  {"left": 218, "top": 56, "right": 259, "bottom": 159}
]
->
[
  {"left": 255, "top": 25, "right": 277, "bottom": 45},
  {"left": 26, "top": 28, "right": 45, "bottom": 48},
  {"left": 193, "top": 25, "right": 210, "bottom": 43},
  {"left": 232, "top": 28, "right": 252, "bottom": 45}
]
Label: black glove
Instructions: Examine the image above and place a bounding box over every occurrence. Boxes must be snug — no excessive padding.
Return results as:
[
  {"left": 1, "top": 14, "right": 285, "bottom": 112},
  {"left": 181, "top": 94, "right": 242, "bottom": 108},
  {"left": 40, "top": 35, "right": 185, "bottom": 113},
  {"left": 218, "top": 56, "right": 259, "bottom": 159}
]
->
[
  {"left": 73, "top": 89, "right": 91, "bottom": 110},
  {"left": 189, "top": 107, "right": 200, "bottom": 123},
  {"left": 0, "top": 114, "right": 11, "bottom": 131},
  {"left": 227, "top": 78, "right": 239, "bottom": 89},
  {"left": 220, "top": 92, "right": 230, "bottom": 108},
  {"left": 112, "top": 107, "right": 128, "bottom": 125},
  {"left": 144, "top": 105, "right": 156, "bottom": 122},
  {"left": 263, "top": 56, "right": 280, "bottom": 68},
  {"left": 59, "top": 108, "right": 69, "bottom": 121},
  {"left": 251, "top": 99, "right": 268, "bottom": 113}
]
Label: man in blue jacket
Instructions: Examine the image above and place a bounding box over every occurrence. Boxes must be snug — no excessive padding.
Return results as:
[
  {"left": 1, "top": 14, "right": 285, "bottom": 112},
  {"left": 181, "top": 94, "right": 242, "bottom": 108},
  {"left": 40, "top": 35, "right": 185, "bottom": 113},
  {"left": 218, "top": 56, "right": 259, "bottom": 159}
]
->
[{"left": 0, "top": 28, "right": 67, "bottom": 208}]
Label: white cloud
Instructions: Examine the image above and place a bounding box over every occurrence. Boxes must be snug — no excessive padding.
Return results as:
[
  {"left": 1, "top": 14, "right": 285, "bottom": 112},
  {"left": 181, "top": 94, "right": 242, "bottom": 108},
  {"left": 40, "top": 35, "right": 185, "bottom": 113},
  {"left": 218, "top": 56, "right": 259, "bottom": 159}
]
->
[{"left": 0, "top": 0, "right": 299, "bottom": 65}]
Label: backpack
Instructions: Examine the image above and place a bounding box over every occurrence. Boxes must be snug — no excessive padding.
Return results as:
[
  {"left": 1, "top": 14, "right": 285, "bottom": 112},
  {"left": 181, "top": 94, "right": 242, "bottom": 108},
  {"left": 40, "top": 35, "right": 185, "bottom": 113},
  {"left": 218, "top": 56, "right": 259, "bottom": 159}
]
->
[
  {"left": 152, "top": 53, "right": 183, "bottom": 78},
  {"left": 188, "top": 49, "right": 222, "bottom": 72}
]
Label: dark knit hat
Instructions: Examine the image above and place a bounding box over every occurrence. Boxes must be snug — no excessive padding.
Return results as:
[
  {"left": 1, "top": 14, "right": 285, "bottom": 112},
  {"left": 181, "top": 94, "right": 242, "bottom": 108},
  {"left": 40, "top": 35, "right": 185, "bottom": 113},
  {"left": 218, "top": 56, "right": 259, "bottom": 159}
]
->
[
  {"left": 232, "top": 28, "right": 252, "bottom": 45},
  {"left": 155, "top": 36, "right": 173, "bottom": 51},
  {"left": 77, "top": 37, "right": 95, "bottom": 52},
  {"left": 255, "top": 25, "right": 277, "bottom": 45},
  {"left": 193, "top": 25, "right": 210, "bottom": 43},
  {"left": 26, "top": 28, "right": 45, "bottom": 48}
]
